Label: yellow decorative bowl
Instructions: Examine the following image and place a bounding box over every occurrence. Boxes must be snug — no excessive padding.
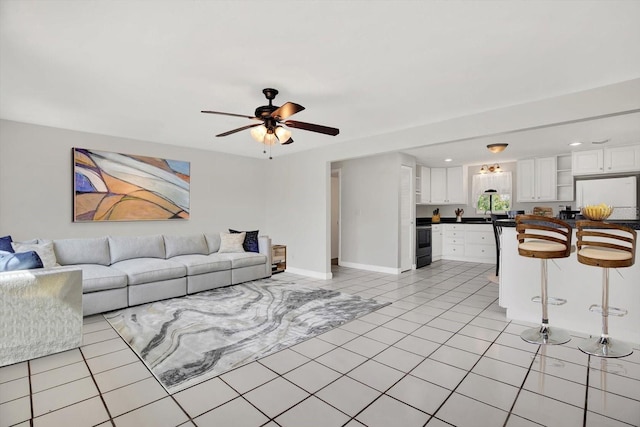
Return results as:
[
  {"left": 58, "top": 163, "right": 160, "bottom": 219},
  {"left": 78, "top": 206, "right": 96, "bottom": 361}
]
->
[{"left": 582, "top": 204, "right": 613, "bottom": 221}]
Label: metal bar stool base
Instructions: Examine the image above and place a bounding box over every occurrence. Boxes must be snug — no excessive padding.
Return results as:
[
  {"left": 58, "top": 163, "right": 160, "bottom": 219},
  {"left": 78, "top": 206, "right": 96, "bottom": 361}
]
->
[
  {"left": 578, "top": 337, "right": 633, "bottom": 358},
  {"left": 521, "top": 326, "right": 571, "bottom": 345}
]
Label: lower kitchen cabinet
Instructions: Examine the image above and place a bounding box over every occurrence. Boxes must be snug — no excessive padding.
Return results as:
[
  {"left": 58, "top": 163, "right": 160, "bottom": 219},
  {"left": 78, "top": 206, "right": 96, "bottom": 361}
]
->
[
  {"left": 442, "top": 224, "right": 494, "bottom": 263},
  {"left": 432, "top": 224, "right": 443, "bottom": 261}
]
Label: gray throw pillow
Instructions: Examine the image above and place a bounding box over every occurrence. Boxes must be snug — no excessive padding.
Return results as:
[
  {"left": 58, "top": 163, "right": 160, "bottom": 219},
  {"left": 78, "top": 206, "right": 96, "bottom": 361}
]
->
[{"left": 218, "top": 232, "right": 245, "bottom": 253}]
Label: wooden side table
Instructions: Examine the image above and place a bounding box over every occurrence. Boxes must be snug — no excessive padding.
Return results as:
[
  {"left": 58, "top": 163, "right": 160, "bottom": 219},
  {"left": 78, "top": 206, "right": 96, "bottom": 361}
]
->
[{"left": 272, "top": 244, "right": 286, "bottom": 274}]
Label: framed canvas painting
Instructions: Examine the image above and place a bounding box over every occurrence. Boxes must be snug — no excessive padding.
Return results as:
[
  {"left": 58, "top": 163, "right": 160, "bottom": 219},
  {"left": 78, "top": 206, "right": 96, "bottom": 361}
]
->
[{"left": 73, "top": 148, "right": 190, "bottom": 221}]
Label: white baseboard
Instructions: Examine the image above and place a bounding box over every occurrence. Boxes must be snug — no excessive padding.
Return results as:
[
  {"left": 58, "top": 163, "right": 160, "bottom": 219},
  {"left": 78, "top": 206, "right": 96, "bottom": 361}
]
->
[
  {"left": 284, "top": 267, "right": 333, "bottom": 280},
  {"left": 339, "top": 261, "right": 401, "bottom": 275}
]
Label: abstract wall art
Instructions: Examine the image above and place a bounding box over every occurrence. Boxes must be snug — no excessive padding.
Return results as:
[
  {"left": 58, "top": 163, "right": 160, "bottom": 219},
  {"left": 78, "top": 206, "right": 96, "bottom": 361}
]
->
[{"left": 73, "top": 148, "right": 190, "bottom": 221}]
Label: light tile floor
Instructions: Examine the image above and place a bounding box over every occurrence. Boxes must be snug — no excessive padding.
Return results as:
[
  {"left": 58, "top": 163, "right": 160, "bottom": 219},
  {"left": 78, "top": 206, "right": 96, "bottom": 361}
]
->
[{"left": 1, "top": 260, "right": 639, "bottom": 427}]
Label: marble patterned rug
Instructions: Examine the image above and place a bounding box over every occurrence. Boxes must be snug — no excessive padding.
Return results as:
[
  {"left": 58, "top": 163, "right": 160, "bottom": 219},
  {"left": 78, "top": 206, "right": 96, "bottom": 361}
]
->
[{"left": 104, "top": 277, "right": 389, "bottom": 393}]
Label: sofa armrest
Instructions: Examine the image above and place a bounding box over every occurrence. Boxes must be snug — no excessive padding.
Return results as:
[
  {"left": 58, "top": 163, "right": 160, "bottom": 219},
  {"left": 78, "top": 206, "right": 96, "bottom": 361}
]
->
[
  {"left": 258, "top": 236, "right": 272, "bottom": 276},
  {"left": 0, "top": 267, "right": 83, "bottom": 367}
]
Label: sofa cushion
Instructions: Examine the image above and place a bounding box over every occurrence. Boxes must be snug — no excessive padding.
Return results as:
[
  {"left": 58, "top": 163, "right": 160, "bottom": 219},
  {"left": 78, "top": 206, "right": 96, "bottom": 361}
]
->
[
  {"left": 11, "top": 241, "right": 58, "bottom": 268},
  {"left": 230, "top": 229, "right": 259, "bottom": 253},
  {"left": 216, "top": 252, "right": 267, "bottom": 269},
  {"left": 54, "top": 237, "right": 111, "bottom": 266},
  {"left": 0, "top": 235, "right": 14, "bottom": 253},
  {"left": 170, "top": 254, "right": 232, "bottom": 275},
  {"left": 111, "top": 258, "right": 186, "bottom": 285},
  {"left": 109, "top": 235, "right": 165, "bottom": 263},
  {"left": 204, "top": 233, "right": 221, "bottom": 254},
  {"left": 218, "top": 232, "right": 245, "bottom": 253},
  {"left": 75, "top": 264, "right": 128, "bottom": 293},
  {"left": 0, "top": 251, "right": 43, "bottom": 271},
  {"left": 164, "top": 234, "right": 208, "bottom": 258}
]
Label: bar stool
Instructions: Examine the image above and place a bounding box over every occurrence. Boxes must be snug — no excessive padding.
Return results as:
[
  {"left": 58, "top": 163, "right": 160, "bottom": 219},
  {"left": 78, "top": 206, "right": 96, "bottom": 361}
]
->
[
  {"left": 516, "top": 215, "right": 573, "bottom": 345},
  {"left": 575, "top": 221, "right": 637, "bottom": 358}
]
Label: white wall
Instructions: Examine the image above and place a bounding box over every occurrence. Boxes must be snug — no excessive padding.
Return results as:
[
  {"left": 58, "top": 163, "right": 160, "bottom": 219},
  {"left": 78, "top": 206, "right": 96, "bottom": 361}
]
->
[
  {"left": 335, "top": 153, "right": 402, "bottom": 271},
  {"left": 0, "top": 120, "right": 268, "bottom": 240}
]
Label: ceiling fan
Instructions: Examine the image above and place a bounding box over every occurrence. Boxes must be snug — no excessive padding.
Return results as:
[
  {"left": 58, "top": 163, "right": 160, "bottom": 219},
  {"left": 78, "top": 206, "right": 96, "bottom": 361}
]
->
[{"left": 201, "top": 88, "right": 339, "bottom": 146}]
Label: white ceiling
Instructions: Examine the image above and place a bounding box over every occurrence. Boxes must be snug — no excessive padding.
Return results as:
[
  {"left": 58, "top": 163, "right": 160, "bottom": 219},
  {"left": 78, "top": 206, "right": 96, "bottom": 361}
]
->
[{"left": 1, "top": 1, "right": 640, "bottom": 161}]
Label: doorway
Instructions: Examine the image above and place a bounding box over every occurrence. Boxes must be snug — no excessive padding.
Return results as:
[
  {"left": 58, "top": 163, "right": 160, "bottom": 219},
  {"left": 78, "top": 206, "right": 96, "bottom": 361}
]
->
[{"left": 331, "top": 169, "right": 341, "bottom": 266}]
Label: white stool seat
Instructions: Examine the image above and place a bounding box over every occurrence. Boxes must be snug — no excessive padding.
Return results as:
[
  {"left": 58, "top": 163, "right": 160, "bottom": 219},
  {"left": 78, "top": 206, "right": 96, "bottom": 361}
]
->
[
  {"left": 519, "top": 240, "right": 566, "bottom": 252},
  {"left": 579, "top": 246, "right": 633, "bottom": 261}
]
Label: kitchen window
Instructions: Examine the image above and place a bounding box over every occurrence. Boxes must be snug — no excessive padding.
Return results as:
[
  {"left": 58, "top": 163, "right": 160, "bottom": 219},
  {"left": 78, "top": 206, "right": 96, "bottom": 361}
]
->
[{"left": 472, "top": 172, "right": 512, "bottom": 213}]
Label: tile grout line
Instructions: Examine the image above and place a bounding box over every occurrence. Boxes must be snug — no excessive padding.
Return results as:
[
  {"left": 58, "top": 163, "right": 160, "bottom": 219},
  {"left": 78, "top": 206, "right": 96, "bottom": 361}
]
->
[
  {"left": 583, "top": 353, "right": 590, "bottom": 427},
  {"left": 501, "top": 344, "right": 541, "bottom": 427},
  {"left": 78, "top": 346, "right": 116, "bottom": 427},
  {"left": 27, "top": 360, "right": 34, "bottom": 425}
]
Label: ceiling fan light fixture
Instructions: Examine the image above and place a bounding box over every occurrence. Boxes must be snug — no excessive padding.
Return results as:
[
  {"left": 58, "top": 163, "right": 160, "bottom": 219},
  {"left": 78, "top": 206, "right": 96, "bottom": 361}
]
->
[
  {"left": 487, "top": 143, "right": 508, "bottom": 153},
  {"left": 263, "top": 132, "right": 278, "bottom": 146},
  {"left": 250, "top": 125, "right": 267, "bottom": 142},
  {"left": 275, "top": 126, "right": 292, "bottom": 144}
]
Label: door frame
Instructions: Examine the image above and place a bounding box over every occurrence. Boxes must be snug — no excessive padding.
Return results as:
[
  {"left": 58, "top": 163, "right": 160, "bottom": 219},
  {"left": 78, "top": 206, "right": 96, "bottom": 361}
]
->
[{"left": 331, "top": 168, "right": 342, "bottom": 266}]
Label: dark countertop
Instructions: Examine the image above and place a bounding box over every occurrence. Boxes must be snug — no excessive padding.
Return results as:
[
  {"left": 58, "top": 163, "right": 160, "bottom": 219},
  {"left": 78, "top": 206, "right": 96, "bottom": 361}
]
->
[
  {"left": 495, "top": 218, "right": 640, "bottom": 230},
  {"left": 417, "top": 217, "right": 493, "bottom": 225}
]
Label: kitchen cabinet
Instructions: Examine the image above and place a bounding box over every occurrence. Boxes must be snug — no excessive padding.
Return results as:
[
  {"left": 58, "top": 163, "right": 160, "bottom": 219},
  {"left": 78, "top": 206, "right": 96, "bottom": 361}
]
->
[
  {"left": 556, "top": 154, "right": 574, "bottom": 202},
  {"left": 572, "top": 145, "right": 640, "bottom": 176},
  {"left": 432, "top": 224, "right": 443, "bottom": 261},
  {"left": 418, "top": 166, "right": 431, "bottom": 203},
  {"left": 430, "top": 166, "right": 467, "bottom": 204},
  {"left": 443, "top": 224, "right": 464, "bottom": 258},
  {"left": 442, "top": 223, "right": 494, "bottom": 263},
  {"left": 464, "top": 225, "right": 495, "bottom": 261},
  {"left": 604, "top": 145, "right": 640, "bottom": 173},
  {"left": 516, "top": 156, "right": 557, "bottom": 202}
]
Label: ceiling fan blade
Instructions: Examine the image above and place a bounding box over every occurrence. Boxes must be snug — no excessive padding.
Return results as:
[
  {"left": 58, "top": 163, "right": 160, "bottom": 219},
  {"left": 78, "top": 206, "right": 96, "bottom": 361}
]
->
[
  {"left": 216, "top": 123, "right": 263, "bottom": 137},
  {"left": 270, "top": 102, "right": 305, "bottom": 120},
  {"left": 284, "top": 120, "right": 339, "bottom": 136},
  {"left": 281, "top": 137, "right": 294, "bottom": 145},
  {"left": 201, "top": 110, "right": 260, "bottom": 120}
]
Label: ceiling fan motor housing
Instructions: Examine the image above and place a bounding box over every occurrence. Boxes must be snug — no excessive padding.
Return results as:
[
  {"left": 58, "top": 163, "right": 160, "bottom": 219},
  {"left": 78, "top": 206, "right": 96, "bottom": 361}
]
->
[
  {"left": 255, "top": 88, "right": 279, "bottom": 118},
  {"left": 255, "top": 105, "right": 278, "bottom": 119}
]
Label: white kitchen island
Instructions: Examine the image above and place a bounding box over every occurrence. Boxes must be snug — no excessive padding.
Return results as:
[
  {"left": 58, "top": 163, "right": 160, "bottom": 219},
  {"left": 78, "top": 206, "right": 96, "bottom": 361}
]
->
[{"left": 498, "top": 222, "right": 640, "bottom": 346}]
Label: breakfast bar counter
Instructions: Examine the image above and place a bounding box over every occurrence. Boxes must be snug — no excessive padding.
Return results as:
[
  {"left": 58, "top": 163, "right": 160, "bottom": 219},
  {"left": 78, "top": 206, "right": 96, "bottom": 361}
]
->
[{"left": 496, "top": 219, "right": 640, "bottom": 345}]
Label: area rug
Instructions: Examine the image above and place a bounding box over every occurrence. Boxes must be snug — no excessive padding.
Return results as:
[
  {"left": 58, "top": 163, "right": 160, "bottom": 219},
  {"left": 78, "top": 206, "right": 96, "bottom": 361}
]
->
[{"left": 104, "top": 277, "right": 389, "bottom": 393}]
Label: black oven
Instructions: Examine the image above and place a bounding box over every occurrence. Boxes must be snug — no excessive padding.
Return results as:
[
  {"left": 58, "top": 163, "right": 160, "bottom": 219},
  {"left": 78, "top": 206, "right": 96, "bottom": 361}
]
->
[{"left": 416, "top": 223, "right": 432, "bottom": 268}]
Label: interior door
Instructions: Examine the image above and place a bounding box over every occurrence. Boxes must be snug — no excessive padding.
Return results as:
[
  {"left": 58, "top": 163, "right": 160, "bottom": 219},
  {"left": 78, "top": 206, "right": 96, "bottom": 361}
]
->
[{"left": 400, "top": 165, "right": 413, "bottom": 272}]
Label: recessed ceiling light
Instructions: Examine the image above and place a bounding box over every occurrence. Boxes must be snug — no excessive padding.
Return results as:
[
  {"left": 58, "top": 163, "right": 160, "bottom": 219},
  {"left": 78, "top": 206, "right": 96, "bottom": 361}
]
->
[
  {"left": 569, "top": 142, "right": 582, "bottom": 146},
  {"left": 444, "top": 158, "right": 453, "bottom": 162}
]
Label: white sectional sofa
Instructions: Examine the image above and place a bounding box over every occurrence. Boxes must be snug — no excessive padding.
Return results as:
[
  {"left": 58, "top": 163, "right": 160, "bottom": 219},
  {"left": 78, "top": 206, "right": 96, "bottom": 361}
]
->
[{"left": 52, "top": 233, "right": 272, "bottom": 316}]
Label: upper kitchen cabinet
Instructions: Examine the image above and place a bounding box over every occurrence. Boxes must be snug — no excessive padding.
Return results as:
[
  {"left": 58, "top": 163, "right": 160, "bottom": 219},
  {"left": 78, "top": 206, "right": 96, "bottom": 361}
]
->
[
  {"left": 430, "top": 166, "right": 467, "bottom": 204},
  {"left": 517, "top": 157, "right": 557, "bottom": 202},
  {"left": 417, "top": 165, "right": 431, "bottom": 204},
  {"left": 572, "top": 145, "right": 640, "bottom": 176}
]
